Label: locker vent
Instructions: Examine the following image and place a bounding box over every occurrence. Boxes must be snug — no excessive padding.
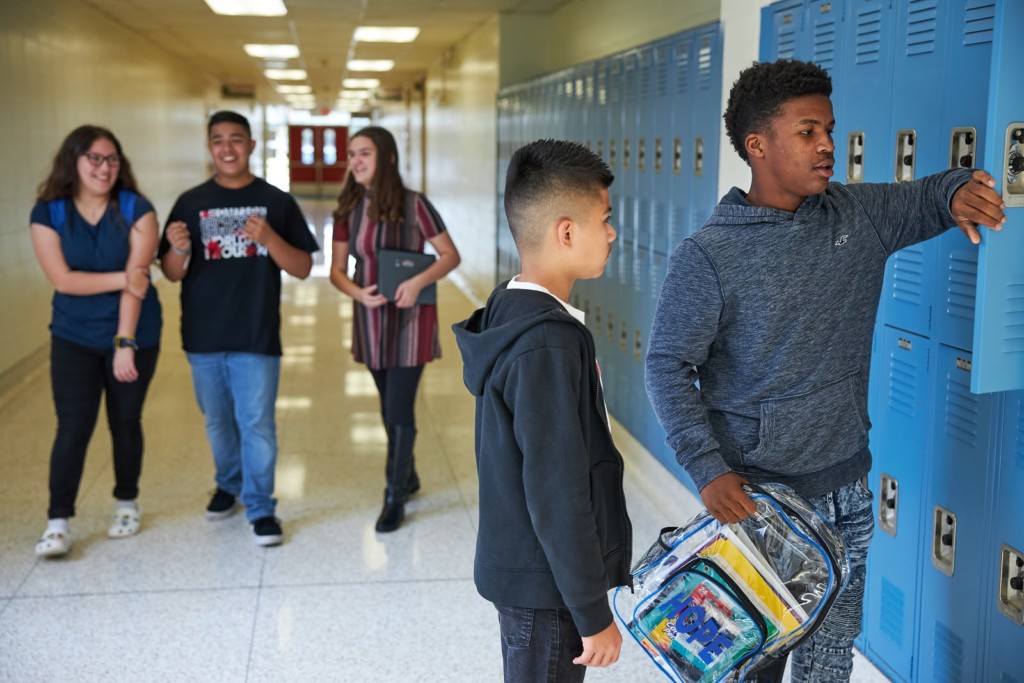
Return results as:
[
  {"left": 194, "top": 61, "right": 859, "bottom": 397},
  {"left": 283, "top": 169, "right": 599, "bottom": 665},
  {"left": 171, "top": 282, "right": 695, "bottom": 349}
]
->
[
  {"left": 655, "top": 45, "right": 670, "bottom": 97},
  {"left": 1016, "top": 395, "right": 1024, "bottom": 472},
  {"left": 597, "top": 66, "right": 607, "bottom": 106},
  {"left": 697, "top": 43, "right": 713, "bottom": 91},
  {"left": 879, "top": 577, "right": 905, "bottom": 644},
  {"left": 855, "top": 6, "right": 882, "bottom": 64},
  {"left": 672, "top": 205, "right": 688, "bottom": 241},
  {"left": 944, "top": 365, "right": 980, "bottom": 446},
  {"left": 944, "top": 249, "right": 978, "bottom": 324},
  {"left": 963, "top": 0, "right": 995, "bottom": 46},
  {"left": 887, "top": 355, "right": 918, "bottom": 418},
  {"left": 933, "top": 621, "right": 964, "bottom": 682},
  {"left": 653, "top": 201, "right": 669, "bottom": 254},
  {"left": 675, "top": 42, "right": 690, "bottom": 95},
  {"left": 905, "top": 0, "right": 938, "bottom": 56},
  {"left": 891, "top": 246, "right": 925, "bottom": 305},
  {"left": 1002, "top": 283, "right": 1024, "bottom": 353},
  {"left": 812, "top": 17, "right": 837, "bottom": 69},
  {"left": 777, "top": 24, "right": 798, "bottom": 59},
  {"left": 609, "top": 59, "right": 622, "bottom": 104},
  {"left": 640, "top": 51, "right": 653, "bottom": 101}
]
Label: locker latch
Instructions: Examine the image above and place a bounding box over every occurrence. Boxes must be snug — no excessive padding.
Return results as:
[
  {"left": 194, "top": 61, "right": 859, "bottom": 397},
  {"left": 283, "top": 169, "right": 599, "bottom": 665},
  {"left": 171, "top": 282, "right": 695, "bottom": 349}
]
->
[
  {"left": 623, "top": 138, "right": 631, "bottom": 170},
  {"left": 673, "top": 138, "right": 682, "bottom": 175},
  {"left": 634, "top": 329, "right": 642, "bottom": 361},
  {"left": 895, "top": 129, "right": 916, "bottom": 182},
  {"left": 948, "top": 127, "right": 976, "bottom": 170},
  {"left": 847, "top": 132, "right": 864, "bottom": 184},
  {"left": 610, "top": 139, "right": 617, "bottom": 170},
  {"left": 655, "top": 138, "right": 663, "bottom": 173},
  {"left": 595, "top": 305, "right": 602, "bottom": 330},
  {"left": 1002, "top": 123, "right": 1024, "bottom": 207},
  {"left": 638, "top": 138, "right": 646, "bottom": 172},
  {"left": 619, "top": 320, "right": 628, "bottom": 352},
  {"left": 998, "top": 545, "right": 1024, "bottom": 625},
  {"left": 607, "top": 312, "right": 615, "bottom": 341},
  {"left": 931, "top": 506, "right": 956, "bottom": 577},
  {"left": 694, "top": 137, "right": 704, "bottom": 177},
  {"left": 597, "top": 140, "right": 605, "bottom": 162},
  {"left": 879, "top": 473, "right": 898, "bottom": 536}
]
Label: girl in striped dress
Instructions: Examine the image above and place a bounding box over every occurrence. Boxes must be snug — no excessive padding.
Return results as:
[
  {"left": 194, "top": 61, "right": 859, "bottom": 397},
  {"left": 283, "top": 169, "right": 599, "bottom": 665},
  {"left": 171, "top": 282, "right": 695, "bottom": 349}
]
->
[{"left": 330, "top": 126, "right": 461, "bottom": 532}]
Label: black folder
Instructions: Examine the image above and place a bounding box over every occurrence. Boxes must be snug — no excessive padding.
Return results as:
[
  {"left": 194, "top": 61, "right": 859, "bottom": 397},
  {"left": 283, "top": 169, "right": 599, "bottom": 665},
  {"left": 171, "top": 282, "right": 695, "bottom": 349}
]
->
[{"left": 377, "top": 249, "right": 437, "bottom": 305}]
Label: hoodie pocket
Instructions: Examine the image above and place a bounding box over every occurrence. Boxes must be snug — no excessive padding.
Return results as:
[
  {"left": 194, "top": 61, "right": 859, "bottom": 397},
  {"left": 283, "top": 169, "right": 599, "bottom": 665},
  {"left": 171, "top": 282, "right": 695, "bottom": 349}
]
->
[{"left": 742, "top": 372, "right": 869, "bottom": 475}]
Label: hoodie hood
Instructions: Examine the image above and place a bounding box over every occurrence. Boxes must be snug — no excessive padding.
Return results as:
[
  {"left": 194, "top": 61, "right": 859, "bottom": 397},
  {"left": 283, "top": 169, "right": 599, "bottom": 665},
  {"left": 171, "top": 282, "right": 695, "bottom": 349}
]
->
[
  {"left": 453, "top": 285, "right": 580, "bottom": 397},
  {"left": 705, "top": 186, "right": 826, "bottom": 228}
]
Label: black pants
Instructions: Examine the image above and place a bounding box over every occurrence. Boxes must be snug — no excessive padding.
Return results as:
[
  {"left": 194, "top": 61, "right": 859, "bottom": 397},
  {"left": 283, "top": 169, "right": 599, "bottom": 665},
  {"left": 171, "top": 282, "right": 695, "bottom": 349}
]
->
[
  {"left": 368, "top": 365, "right": 424, "bottom": 429},
  {"left": 47, "top": 336, "right": 159, "bottom": 519}
]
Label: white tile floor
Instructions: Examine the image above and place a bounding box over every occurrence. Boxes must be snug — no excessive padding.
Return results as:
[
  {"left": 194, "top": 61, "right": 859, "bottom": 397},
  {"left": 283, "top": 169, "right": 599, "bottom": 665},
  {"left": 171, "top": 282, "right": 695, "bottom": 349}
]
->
[{"left": 0, "top": 202, "right": 891, "bottom": 682}]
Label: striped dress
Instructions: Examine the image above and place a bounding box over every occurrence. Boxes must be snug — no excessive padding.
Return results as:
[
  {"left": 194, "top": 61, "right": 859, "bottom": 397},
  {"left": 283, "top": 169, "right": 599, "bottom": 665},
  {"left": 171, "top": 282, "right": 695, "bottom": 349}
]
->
[{"left": 333, "top": 191, "right": 447, "bottom": 369}]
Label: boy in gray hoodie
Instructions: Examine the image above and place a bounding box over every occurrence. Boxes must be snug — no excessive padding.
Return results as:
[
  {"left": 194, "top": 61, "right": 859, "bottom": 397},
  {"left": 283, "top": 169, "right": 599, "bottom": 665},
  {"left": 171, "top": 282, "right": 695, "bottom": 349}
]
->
[
  {"left": 645, "top": 59, "right": 1006, "bottom": 682},
  {"left": 453, "top": 140, "right": 631, "bottom": 683}
]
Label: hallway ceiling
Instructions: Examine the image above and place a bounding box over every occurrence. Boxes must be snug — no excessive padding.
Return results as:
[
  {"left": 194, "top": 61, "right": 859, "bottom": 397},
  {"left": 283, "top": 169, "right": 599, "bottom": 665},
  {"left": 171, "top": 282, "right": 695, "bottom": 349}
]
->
[{"left": 82, "top": 0, "right": 571, "bottom": 109}]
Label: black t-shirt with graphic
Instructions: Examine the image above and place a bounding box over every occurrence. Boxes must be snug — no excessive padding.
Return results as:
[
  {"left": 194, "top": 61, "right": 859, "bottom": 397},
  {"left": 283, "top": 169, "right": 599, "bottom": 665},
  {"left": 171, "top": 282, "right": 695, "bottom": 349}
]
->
[{"left": 159, "top": 177, "right": 319, "bottom": 355}]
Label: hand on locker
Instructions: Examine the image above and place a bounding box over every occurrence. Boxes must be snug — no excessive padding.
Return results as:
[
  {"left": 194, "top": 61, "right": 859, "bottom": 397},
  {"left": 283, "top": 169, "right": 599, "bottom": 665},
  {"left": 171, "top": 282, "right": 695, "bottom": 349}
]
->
[{"left": 950, "top": 170, "right": 1007, "bottom": 245}]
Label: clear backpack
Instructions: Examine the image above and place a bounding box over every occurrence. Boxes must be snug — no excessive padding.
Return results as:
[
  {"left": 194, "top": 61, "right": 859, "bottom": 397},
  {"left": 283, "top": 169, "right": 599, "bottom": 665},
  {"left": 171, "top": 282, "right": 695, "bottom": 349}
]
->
[{"left": 613, "top": 483, "right": 851, "bottom": 683}]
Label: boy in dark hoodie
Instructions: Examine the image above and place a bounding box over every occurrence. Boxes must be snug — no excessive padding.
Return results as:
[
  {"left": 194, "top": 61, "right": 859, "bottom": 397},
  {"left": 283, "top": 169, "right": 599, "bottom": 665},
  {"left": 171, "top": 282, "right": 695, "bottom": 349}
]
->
[
  {"left": 453, "top": 139, "right": 632, "bottom": 683},
  {"left": 646, "top": 60, "right": 1006, "bottom": 682}
]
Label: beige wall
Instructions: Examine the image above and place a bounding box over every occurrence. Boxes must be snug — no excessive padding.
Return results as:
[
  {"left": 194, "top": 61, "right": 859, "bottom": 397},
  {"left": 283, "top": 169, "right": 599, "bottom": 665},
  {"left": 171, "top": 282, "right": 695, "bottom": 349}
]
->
[
  {"left": 0, "top": 1, "right": 212, "bottom": 381},
  {"left": 422, "top": 17, "right": 501, "bottom": 305}
]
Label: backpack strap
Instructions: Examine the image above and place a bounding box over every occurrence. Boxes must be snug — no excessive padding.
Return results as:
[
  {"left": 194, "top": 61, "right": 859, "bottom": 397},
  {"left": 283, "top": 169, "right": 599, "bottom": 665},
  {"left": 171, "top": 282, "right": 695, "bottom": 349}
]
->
[{"left": 46, "top": 190, "right": 137, "bottom": 234}]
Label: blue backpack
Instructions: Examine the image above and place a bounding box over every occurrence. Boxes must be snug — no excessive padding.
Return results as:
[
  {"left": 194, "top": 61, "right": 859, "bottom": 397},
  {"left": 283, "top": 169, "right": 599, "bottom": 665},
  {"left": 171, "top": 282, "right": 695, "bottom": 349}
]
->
[{"left": 48, "top": 190, "right": 136, "bottom": 233}]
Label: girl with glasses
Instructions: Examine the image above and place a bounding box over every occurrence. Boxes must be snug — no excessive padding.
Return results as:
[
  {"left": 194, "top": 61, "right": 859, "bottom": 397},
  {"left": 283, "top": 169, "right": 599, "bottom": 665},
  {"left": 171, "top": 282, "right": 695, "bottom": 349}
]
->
[{"left": 29, "top": 125, "right": 163, "bottom": 557}]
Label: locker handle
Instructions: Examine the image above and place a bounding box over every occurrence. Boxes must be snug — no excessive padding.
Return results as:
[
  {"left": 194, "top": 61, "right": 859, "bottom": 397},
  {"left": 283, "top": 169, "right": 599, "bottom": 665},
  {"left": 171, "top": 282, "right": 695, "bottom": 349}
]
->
[{"left": 1011, "top": 576, "right": 1024, "bottom": 591}]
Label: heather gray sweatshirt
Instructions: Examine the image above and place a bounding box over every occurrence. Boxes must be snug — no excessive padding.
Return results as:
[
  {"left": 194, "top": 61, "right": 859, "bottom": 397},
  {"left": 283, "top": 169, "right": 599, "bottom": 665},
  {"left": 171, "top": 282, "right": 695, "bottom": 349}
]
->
[{"left": 646, "top": 169, "right": 973, "bottom": 497}]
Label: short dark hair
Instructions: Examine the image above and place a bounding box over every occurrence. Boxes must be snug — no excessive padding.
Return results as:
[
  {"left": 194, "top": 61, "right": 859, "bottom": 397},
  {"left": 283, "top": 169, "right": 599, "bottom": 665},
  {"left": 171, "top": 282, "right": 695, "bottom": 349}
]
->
[
  {"left": 208, "top": 110, "right": 252, "bottom": 137},
  {"left": 723, "top": 59, "right": 832, "bottom": 163},
  {"left": 504, "top": 139, "right": 613, "bottom": 253}
]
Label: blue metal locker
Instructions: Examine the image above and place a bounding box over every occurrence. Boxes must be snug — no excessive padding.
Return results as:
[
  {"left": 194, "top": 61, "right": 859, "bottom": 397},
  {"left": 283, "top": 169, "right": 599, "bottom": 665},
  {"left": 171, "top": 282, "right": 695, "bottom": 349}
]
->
[
  {"left": 806, "top": 0, "right": 847, "bottom": 175},
  {"left": 932, "top": 0, "right": 993, "bottom": 353},
  {"left": 690, "top": 23, "right": 723, "bottom": 236},
  {"left": 864, "top": 325, "right": 933, "bottom": 683},
  {"left": 652, "top": 38, "right": 675, "bottom": 257},
  {"left": 983, "top": 390, "right": 1024, "bottom": 682},
  {"left": 972, "top": 0, "right": 1024, "bottom": 394},
  {"left": 670, "top": 31, "right": 694, "bottom": 245},
  {"left": 760, "top": 0, "right": 805, "bottom": 62},
  {"left": 916, "top": 344, "right": 999, "bottom": 683}
]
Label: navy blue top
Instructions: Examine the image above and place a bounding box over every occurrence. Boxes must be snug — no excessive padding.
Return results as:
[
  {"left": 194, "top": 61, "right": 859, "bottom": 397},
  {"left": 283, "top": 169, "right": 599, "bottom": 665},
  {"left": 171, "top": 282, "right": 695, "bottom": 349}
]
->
[{"left": 31, "top": 193, "right": 162, "bottom": 350}]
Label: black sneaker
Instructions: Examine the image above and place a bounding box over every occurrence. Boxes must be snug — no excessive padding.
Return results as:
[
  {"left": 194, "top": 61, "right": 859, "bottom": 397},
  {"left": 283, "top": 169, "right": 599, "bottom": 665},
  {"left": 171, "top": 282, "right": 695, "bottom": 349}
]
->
[
  {"left": 205, "top": 489, "right": 237, "bottom": 521},
  {"left": 252, "top": 516, "right": 283, "bottom": 547}
]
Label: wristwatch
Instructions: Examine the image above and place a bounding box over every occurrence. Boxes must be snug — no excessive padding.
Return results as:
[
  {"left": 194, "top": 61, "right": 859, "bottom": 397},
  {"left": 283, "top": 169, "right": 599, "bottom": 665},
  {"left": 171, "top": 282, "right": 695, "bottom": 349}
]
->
[{"left": 113, "top": 335, "right": 138, "bottom": 350}]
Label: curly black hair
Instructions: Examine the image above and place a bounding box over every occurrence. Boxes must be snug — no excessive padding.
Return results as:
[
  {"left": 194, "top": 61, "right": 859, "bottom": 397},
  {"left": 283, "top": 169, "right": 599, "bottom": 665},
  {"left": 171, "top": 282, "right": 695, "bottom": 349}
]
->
[{"left": 723, "top": 59, "right": 833, "bottom": 163}]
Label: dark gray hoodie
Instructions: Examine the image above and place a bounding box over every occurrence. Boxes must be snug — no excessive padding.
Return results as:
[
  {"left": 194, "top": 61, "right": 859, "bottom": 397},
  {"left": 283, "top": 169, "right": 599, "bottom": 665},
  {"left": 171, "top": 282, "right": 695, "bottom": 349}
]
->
[
  {"left": 646, "top": 169, "right": 972, "bottom": 497},
  {"left": 453, "top": 285, "right": 632, "bottom": 637}
]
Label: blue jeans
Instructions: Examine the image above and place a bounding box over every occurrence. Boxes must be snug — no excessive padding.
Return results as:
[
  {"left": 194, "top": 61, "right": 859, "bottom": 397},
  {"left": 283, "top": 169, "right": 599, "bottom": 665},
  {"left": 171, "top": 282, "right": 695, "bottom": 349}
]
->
[
  {"left": 187, "top": 352, "right": 280, "bottom": 522},
  {"left": 495, "top": 604, "right": 586, "bottom": 683},
  {"left": 751, "top": 479, "right": 874, "bottom": 683}
]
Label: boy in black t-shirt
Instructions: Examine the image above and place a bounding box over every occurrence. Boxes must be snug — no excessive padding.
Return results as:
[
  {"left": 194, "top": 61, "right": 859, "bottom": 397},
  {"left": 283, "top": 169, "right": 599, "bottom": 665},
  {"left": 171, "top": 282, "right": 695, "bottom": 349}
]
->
[{"left": 159, "top": 111, "right": 319, "bottom": 546}]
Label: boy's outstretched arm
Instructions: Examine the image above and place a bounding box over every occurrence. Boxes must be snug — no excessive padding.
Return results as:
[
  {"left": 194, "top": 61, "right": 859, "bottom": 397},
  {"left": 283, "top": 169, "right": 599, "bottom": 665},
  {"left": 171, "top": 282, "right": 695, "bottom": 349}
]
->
[{"left": 574, "top": 620, "right": 622, "bottom": 668}]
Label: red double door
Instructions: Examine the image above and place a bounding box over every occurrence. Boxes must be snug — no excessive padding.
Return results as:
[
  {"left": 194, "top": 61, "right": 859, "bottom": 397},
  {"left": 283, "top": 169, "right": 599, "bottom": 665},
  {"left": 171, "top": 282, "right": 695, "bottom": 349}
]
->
[{"left": 288, "top": 125, "right": 348, "bottom": 196}]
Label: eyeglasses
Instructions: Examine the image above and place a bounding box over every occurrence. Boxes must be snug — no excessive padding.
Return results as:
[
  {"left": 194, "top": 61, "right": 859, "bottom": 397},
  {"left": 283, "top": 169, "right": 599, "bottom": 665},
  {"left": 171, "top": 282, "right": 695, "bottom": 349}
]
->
[{"left": 82, "top": 152, "right": 121, "bottom": 167}]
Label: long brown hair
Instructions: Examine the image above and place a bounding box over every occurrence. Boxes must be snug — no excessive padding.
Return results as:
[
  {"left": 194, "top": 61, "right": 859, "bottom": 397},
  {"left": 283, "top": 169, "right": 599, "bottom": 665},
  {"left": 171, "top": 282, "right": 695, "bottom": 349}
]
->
[
  {"left": 333, "top": 126, "right": 406, "bottom": 225},
  {"left": 36, "top": 126, "right": 141, "bottom": 230}
]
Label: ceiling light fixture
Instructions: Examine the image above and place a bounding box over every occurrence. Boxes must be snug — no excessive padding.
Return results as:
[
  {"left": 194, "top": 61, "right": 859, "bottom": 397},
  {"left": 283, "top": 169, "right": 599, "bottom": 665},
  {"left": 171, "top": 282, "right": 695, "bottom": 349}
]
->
[
  {"left": 342, "top": 78, "right": 381, "bottom": 88},
  {"left": 354, "top": 27, "right": 420, "bottom": 43},
  {"left": 276, "top": 85, "right": 312, "bottom": 94},
  {"left": 203, "top": 0, "right": 286, "bottom": 16},
  {"left": 347, "top": 60, "right": 394, "bottom": 72},
  {"left": 339, "top": 90, "right": 372, "bottom": 99},
  {"left": 265, "top": 68, "right": 308, "bottom": 80},
  {"left": 244, "top": 44, "right": 300, "bottom": 59}
]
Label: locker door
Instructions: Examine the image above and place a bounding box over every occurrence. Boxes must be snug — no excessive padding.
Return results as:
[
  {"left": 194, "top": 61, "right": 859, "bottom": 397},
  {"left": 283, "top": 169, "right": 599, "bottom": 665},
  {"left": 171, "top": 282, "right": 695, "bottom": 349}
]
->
[
  {"left": 864, "top": 326, "right": 932, "bottom": 682},
  {"left": 760, "top": 0, "right": 805, "bottom": 62},
  {"left": 690, "top": 23, "right": 723, "bottom": 235},
  {"left": 983, "top": 390, "right": 1024, "bottom": 681},
  {"left": 806, "top": 0, "right": 846, "bottom": 175},
  {"left": 916, "top": 345, "right": 999, "bottom": 683},
  {"left": 933, "top": 0, "right": 994, "bottom": 352},
  {"left": 652, "top": 38, "right": 675, "bottom": 257},
  {"left": 670, "top": 32, "right": 694, "bottom": 246},
  {"left": 972, "top": 0, "right": 1024, "bottom": 393}
]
